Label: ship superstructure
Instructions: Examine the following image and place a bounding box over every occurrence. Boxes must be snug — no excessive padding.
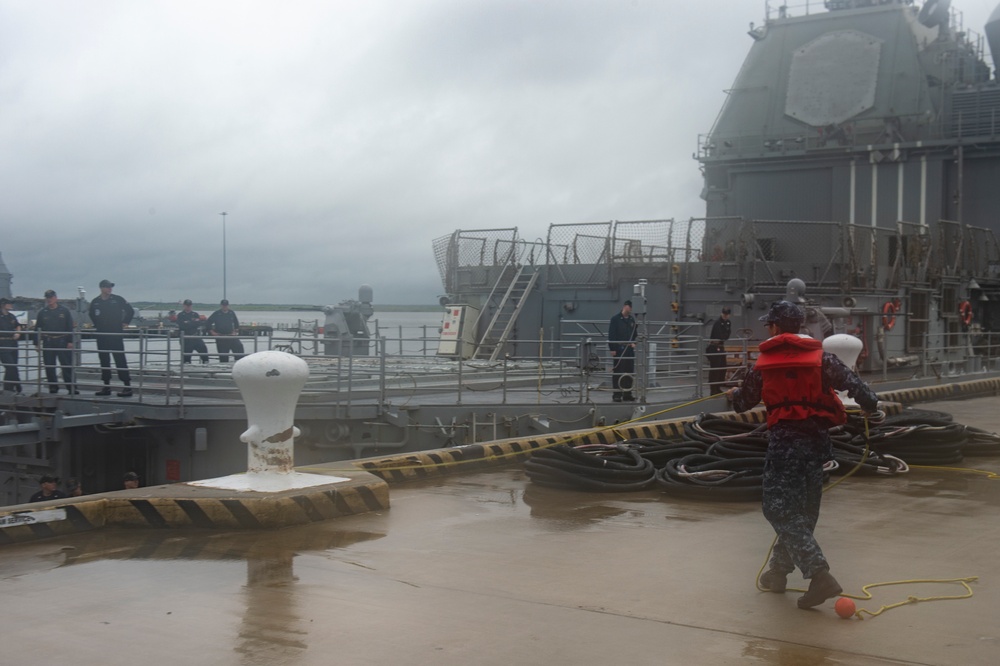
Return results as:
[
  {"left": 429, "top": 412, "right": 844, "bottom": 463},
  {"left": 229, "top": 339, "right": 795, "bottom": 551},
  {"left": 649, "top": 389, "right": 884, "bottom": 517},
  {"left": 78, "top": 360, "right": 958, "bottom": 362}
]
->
[{"left": 438, "top": 0, "right": 1000, "bottom": 375}]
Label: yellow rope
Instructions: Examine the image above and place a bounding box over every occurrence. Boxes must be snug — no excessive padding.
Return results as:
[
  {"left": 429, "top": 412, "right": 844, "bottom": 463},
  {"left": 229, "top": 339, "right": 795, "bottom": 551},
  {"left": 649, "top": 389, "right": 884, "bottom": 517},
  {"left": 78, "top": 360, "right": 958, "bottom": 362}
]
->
[
  {"left": 843, "top": 577, "right": 979, "bottom": 620},
  {"left": 909, "top": 465, "right": 1000, "bottom": 479}
]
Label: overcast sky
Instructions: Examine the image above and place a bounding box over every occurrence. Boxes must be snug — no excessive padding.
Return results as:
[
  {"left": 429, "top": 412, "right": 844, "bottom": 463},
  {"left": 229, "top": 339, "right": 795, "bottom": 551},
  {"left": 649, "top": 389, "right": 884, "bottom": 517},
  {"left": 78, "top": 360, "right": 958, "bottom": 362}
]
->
[{"left": 2, "top": 0, "right": 998, "bottom": 306}]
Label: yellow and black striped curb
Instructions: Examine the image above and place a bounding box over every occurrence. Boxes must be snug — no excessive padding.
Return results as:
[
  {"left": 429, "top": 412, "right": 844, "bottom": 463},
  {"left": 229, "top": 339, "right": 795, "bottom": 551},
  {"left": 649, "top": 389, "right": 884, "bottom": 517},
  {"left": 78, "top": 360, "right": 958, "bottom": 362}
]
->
[
  {"left": 878, "top": 377, "right": 1000, "bottom": 405},
  {"left": 0, "top": 471, "right": 388, "bottom": 545}
]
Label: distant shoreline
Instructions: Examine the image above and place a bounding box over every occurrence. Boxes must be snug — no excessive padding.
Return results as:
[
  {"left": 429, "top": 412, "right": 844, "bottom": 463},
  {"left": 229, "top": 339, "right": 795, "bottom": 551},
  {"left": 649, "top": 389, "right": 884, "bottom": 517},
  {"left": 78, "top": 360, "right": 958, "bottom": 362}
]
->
[{"left": 132, "top": 302, "right": 442, "bottom": 312}]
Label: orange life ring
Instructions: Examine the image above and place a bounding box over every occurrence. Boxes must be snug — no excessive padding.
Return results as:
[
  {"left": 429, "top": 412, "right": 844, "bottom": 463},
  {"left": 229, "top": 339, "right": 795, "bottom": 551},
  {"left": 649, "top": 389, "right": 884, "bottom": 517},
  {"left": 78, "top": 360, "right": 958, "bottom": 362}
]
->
[
  {"left": 881, "top": 301, "right": 897, "bottom": 331},
  {"left": 959, "top": 300, "right": 973, "bottom": 327}
]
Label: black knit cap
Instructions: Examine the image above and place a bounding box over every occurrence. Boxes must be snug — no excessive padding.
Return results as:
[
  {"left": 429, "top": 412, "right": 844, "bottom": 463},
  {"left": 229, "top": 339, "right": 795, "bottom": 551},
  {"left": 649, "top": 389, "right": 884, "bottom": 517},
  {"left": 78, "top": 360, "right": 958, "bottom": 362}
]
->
[{"left": 759, "top": 300, "right": 804, "bottom": 328}]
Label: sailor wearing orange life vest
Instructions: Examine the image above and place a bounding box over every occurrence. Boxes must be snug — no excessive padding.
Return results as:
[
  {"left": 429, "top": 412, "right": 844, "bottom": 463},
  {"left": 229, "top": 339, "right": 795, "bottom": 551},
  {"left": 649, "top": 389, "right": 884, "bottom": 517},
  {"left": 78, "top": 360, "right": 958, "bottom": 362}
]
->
[{"left": 726, "top": 300, "right": 879, "bottom": 610}]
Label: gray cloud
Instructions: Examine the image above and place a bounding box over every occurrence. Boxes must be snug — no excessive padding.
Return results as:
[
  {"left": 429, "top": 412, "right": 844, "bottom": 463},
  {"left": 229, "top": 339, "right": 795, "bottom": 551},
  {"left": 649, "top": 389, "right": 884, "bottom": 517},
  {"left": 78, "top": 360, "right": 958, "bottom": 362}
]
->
[{"left": 2, "top": 0, "right": 996, "bottom": 305}]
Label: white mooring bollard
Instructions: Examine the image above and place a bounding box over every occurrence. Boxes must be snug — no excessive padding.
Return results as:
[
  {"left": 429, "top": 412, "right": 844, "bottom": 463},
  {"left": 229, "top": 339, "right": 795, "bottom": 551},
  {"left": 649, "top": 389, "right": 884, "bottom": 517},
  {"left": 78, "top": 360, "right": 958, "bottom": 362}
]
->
[
  {"left": 189, "top": 351, "right": 347, "bottom": 491},
  {"left": 823, "top": 333, "right": 863, "bottom": 408},
  {"left": 235, "top": 350, "right": 308, "bottom": 474}
]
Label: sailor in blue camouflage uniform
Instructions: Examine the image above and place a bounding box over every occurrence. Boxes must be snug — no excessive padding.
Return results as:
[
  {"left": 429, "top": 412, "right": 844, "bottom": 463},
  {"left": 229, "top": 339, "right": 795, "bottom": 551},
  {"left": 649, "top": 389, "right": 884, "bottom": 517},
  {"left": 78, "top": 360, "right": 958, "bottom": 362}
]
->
[{"left": 726, "top": 300, "right": 879, "bottom": 609}]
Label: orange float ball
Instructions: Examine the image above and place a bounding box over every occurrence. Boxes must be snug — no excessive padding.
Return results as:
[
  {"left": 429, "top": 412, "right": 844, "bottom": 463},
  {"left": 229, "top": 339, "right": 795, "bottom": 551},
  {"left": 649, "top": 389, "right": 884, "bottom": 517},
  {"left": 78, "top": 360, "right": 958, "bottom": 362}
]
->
[{"left": 834, "top": 597, "right": 856, "bottom": 619}]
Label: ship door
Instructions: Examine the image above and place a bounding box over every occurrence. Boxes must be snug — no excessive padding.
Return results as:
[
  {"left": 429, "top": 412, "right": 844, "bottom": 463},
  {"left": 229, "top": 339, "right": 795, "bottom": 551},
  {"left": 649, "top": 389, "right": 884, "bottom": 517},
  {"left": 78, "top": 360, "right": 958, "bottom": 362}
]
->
[
  {"left": 906, "top": 290, "right": 930, "bottom": 353},
  {"left": 81, "top": 430, "right": 152, "bottom": 492}
]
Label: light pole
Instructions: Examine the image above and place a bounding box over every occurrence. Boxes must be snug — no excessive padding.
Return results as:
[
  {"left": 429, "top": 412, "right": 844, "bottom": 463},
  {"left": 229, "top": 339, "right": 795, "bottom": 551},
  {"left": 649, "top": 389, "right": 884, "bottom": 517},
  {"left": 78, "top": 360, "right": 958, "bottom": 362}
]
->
[{"left": 220, "top": 211, "right": 228, "bottom": 301}]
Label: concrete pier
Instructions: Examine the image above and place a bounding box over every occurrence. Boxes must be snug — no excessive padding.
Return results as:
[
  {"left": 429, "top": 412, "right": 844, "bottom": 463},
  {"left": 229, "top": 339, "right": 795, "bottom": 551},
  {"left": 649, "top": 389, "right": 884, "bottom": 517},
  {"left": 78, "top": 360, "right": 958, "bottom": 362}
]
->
[{"left": 0, "top": 393, "right": 998, "bottom": 664}]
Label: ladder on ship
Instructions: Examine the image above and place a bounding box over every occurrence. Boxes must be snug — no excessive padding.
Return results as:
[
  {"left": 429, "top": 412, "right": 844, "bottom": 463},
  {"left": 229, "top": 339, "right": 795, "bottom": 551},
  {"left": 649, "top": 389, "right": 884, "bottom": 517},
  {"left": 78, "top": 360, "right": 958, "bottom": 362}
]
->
[{"left": 474, "top": 265, "right": 540, "bottom": 361}]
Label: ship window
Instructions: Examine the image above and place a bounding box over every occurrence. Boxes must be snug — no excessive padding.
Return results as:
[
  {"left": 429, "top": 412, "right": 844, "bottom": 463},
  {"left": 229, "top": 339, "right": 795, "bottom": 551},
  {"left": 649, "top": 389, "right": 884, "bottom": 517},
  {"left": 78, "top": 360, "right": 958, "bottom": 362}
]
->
[{"left": 942, "top": 285, "right": 958, "bottom": 316}]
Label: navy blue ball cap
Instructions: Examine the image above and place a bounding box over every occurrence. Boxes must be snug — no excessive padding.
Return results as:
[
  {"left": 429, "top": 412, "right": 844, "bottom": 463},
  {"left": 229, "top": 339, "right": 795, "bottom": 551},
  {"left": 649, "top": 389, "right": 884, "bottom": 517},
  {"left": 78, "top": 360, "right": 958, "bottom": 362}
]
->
[{"left": 759, "top": 300, "right": 804, "bottom": 326}]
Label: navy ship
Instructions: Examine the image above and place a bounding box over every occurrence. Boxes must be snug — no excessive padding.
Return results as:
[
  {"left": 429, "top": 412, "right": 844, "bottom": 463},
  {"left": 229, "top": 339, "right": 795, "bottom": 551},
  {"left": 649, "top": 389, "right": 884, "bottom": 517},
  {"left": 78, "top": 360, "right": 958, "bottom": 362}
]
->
[
  {"left": 4, "top": 0, "right": 1000, "bottom": 505},
  {"left": 437, "top": 0, "right": 1000, "bottom": 375}
]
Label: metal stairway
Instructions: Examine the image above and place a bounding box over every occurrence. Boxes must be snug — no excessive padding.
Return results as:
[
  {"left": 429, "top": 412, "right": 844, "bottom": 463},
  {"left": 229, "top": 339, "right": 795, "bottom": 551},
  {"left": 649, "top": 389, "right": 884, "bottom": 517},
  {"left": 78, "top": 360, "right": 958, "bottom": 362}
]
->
[{"left": 474, "top": 265, "right": 539, "bottom": 361}]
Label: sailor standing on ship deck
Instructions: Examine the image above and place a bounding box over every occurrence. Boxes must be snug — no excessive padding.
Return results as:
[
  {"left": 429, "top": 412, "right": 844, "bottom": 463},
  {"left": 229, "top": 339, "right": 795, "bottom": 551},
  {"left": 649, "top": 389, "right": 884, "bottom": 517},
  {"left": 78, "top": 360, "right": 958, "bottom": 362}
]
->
[
  {"left": 207, "top": 299, "right": 245, "bottom": 363},
  {"left": 706, "top": 307, "right": 732, "bottom": 395},
  {"left": 88, "top": 279, "right": 134, "bottom": 397},
  {"left": 176, "top": 299, "right": 210, "bottom": 364},
  {"left": 33, "top": 289, "right": 77, "bottom": 395},
  {"left": 726, "top": 300, "right": 879, "bottom": 610},
  {"left": 608, "top": 299, "right": 637, "bottom": 402},
  {"left": 0, "top": 298, "right": 23, "bottom": 393}
]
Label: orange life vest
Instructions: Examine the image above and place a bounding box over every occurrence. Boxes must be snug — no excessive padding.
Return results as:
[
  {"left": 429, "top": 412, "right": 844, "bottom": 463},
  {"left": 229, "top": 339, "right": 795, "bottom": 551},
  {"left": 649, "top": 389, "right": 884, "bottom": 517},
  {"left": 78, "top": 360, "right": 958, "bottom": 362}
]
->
[{"left": 755, "top": 333, "right": 846, "bottom": 428}]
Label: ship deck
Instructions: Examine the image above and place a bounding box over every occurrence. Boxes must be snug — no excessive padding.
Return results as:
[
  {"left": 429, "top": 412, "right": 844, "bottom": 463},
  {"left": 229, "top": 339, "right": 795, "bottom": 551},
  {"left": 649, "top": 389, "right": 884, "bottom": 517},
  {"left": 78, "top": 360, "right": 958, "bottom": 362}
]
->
[{"left": 1, "top": 396, "right": 998, "bottom": 665}]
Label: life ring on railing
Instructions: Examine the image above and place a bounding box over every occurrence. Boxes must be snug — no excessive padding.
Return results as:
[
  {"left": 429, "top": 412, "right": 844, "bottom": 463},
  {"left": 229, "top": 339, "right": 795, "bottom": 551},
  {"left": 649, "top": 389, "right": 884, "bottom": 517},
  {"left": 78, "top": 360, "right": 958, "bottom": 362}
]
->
[
  {"left": 881, "top": 301, "right": 898, "bottom": 331},
  {"left": 959, "top": 300, "right": 973, "bottom": 327}
]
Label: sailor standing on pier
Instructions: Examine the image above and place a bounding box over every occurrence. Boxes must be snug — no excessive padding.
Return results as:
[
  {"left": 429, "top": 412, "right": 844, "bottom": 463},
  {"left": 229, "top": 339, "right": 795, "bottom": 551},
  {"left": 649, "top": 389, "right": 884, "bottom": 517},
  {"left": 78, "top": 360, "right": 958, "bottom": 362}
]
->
[{"left": 727, "top": 300, "right": 879, "bottom": 609}]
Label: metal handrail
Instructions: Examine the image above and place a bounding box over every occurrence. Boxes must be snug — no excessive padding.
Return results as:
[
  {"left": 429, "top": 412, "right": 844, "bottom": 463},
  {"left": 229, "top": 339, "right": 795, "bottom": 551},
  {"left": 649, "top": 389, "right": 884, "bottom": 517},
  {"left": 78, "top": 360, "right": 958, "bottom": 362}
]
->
[{"left": 3, "top": 322, "right": 998, "bottom": 425}]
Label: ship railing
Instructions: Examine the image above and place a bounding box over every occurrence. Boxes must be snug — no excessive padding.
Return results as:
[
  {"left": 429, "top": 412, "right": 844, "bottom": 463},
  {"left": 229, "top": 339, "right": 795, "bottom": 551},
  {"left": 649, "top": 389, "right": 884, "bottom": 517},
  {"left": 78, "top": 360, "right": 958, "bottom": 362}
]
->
[
  {"left": 6, "top": 330, "right": 277, "bottom": 410},
  {"left": 700, "top": 117, "right": 917, "bottom": 158},
  {"left": 610, "top": 219, "right": 677, "bottom": 265},
  {"left": 5, "top": 323, "right": 999, "bottom": 426},
  {"left": 763, "top": 0, "right": 918, "bottom": 22},
  {"left": 936, "top": 220, "right": 1000, "bottom": 277},
  {"left": 557, "top": 319, "right": 759, "bottom": 401},
  {"left": 690, "top": 216, "right": 990, "bottom": 293},
  {"left": 433, "top": 227, "right": 521, "bottom": 294}
]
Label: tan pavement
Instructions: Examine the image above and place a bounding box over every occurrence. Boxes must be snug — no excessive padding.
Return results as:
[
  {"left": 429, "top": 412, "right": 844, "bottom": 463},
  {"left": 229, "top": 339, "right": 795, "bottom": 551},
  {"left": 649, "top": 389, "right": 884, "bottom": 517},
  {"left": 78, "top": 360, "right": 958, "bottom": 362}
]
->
[{"left": 1, "top": 396, "right": 998, "bottom": 665}]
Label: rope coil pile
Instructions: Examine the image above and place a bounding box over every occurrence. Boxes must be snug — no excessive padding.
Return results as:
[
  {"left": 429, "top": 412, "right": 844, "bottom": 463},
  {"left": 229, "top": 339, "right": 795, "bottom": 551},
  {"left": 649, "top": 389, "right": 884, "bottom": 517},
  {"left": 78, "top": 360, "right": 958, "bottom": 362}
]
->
[{"left": 524, "top": 408, "right": 1000, "bottom": 499}]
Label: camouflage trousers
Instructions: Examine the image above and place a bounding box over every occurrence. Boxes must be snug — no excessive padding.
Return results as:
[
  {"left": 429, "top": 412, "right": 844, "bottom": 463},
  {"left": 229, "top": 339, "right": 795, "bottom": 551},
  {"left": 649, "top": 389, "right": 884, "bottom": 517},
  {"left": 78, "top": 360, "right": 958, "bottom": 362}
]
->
[{"left": 762, "top": 457, "right": 828, "bottom": 579}]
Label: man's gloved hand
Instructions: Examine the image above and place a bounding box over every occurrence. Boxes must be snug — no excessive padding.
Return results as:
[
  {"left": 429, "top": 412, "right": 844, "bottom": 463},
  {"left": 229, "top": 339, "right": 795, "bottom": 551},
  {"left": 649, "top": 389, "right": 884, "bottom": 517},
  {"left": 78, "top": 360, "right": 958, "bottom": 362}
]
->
[{"left": 863, "top": 408, "right": 886, "bottom": 425}]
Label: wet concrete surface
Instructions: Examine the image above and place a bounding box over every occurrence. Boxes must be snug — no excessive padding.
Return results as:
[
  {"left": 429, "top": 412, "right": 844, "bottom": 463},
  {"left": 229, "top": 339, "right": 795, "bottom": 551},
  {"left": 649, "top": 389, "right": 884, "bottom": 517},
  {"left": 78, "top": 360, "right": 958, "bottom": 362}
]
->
[{"left": 2, "top": 397, "right": 999, "bottom": 665}]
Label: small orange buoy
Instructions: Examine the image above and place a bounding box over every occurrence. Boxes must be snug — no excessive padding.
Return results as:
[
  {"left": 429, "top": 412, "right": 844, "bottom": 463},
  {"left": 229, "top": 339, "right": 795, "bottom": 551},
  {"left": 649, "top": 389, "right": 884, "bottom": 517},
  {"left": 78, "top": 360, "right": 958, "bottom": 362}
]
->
[{"left": 835, "top": 596, "right": 856, "bottom": 619}]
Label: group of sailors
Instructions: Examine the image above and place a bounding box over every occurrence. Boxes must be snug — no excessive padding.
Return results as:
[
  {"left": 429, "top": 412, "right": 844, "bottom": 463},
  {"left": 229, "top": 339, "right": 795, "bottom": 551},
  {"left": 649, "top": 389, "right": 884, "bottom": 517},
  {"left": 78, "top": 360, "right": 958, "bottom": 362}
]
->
[
  {"left": 0, "top": 280, "right": 246, "bottom": 397},
  {"left": 28, "top": 471, "right": 140, "bottom": 502},
  {"left": 608, "top": 298, "right": 734, "bottom": 400},
  {"left": 608, "top": 300, "right": 733, "bottom": 402},
  {"left": 175, "top": 297, "right": 245, "bottom": 364}
]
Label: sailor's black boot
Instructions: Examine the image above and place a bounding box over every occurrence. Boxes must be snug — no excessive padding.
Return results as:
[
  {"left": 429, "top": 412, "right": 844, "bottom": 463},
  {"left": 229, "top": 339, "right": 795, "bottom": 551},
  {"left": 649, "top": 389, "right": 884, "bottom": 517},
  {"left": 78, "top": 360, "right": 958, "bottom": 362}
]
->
[
  {"left": 758, "top": 569, "right": 788, "bottom": 593},
  {"left": 797, "top": 569, "right": 842, "bottom": 609}
]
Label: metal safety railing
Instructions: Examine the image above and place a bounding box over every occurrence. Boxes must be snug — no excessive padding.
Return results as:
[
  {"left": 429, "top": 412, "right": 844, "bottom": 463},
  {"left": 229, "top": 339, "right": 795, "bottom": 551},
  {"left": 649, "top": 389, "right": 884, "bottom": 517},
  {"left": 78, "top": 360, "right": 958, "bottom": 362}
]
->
[{"left": 4, "top": 322, "right": 999, "bottom": 427}]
